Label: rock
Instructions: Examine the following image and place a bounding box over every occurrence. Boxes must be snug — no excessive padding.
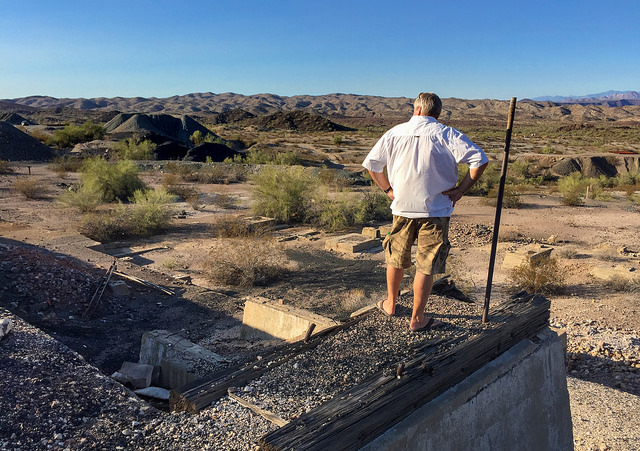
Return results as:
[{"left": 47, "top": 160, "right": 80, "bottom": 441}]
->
[{"left": 0, "top": 318, "right": 13, "bottom": 340}]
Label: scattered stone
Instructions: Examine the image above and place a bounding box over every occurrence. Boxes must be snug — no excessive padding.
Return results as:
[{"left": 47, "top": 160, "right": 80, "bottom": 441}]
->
[
  {"left": 0, "top": 318, "right": 13, "bottom": 339},
  {"left": 134, "top": 386, "right": 171, "bottom": 400}
]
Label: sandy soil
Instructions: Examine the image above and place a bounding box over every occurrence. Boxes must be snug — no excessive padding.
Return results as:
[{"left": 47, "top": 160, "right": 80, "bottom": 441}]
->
[{"left": 1, "top": 162, "right": 639, "bottom": 449}]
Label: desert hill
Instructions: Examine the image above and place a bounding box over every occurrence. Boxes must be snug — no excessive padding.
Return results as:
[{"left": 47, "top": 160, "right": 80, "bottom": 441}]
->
[{"left": 4, "top": 93, "right": 640, "bottom": 126}]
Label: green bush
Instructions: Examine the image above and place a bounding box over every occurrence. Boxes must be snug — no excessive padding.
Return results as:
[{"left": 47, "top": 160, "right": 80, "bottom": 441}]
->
[
  {"left": 227, "top": 148, "right": 300, "bottom": 165},
  {"left": 57, "top": 186, "right": 102, "bottom": 212},
  {"left": 190, "top": 130, "right": 224, "bottom": 146},
  {"left": 251, "top": 166, "right": 317, "bottom": 222},
  {"left": 354, "top": 189, "right": 392, "bottom": 223},
  {"left": 461, "top": 162, "right": 500, "bottom": 195},
  {"left": 112, "top": 136, "right": 157, "bottom": 160},
  {"left": 78, "top": 188, "right": 175, "bottom": 242},
  {"left": 313, "top": 196, "right": 355, "bottom": 232},
  {"left": 47, "top": 120, "right": 104, "bottom": 148},
  {"left": 484, "top": 185, "right": 522, "bottom": 209},
  {"left": 78, "top": 157, "right": 146, "bottom": 203},
  {"left": 557, "top": 172, "right": 585, "bottom": 206}
]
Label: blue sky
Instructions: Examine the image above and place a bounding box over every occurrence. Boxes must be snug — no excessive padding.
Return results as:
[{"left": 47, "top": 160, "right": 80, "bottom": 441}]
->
[{"left": 1, "top": 0, "right": 638, "bottom": 100}]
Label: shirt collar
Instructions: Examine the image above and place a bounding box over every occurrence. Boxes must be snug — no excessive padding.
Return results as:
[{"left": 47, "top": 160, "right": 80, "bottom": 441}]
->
[{"left": 409, "top": 115, "right": 438, "bottom": 124}]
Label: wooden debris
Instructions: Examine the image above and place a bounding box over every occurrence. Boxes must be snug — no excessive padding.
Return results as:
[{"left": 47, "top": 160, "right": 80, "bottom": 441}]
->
[
  {"left": 113, "top": 270, "right": 174, "bottom": 296},
  {"left": 169, "top": 312, "right": 372, "bottom": 413},
  {"left": 227, "top": 389, "right": 288, "bottom": 427},
  {"left": 83, "top": 259, "right": 116, "bottom": 318},
  {"left": 260, "top": 293, "right": 550, "bottom": 451}
]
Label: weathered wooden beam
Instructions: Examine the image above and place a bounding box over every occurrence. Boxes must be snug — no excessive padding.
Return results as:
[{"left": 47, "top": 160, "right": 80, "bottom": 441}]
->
[
  {"left": 260, "top": 294, "right": 550, "bottom": 451},
  {"left": 169, "top": 312, "right": 372, "bottom": 413},
  {"left": 227, "top": 389, "right": 288, "bottom": 427}
]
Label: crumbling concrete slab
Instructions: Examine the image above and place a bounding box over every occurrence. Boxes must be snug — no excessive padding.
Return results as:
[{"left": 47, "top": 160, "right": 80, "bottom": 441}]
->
[
  {"left": 241, "top": 297, "right": 338, "bottom": 341},
  {"left": 361, "top": 227, "right": 380, "bottom": 239},
  {"left": 139, "top": 330, "right": 228, "bottom": 389},
  {"left": 325, "top": 233, "right": 381, "bottom": 254},
  {"left": 111, "top": 361, "right": 155, "bottom": 389},
  {"left": 245, "top": 216, "right": 276, "bottom": 233},
  {"left": 502, "top": 244, "right": 554, "bottom": 270},
  {"left": 590, "top": 264, "right": 638, "bottom": 281},
  {"left": 134, "top": 386, "right": 171, "bottom": 400}
]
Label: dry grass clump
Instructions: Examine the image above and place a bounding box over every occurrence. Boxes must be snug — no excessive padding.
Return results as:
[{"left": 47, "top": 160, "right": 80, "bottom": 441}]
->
[
  {"left": 508, "top": 258, "right": 564, "bottom": 295},
  {"left": 202, "top": 237, "right": 289, "bottom": 287},
  {"left": 213, "top": 215, "right": 255, "bottom": 238},
  {"left": 12, "top": 176, "right": 46, "bottom": 199},
  {"left": 603, "top": 275, "right": 640, "bottom": 293}
]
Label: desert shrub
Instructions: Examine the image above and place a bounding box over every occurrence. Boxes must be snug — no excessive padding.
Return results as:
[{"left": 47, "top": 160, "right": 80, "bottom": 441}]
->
[
  {"left": 228, "top": 148, "right": 300, "bottom": 165},
  {"left": 189, "top": 130, "right": 223, "bottom": 146},
  {"left": 161, "top": 173, "right": 199, "bottom": 202},
  {"left": 541, "top": 145, "right": 555, "bottom": 154},
  {"left": 112, "top": 136, "right": 157, "bottom": 160},
  {"left": 12, "top": 176, "right": 45, "bottom": 199},
  {"left": 47, "top": 120, "right": 104, "bottom": 148},
  {"left": 79, "top": 157, "right": 146, "bottom": 202},
  {"left": 312, "top": 196, "right": 355, "bottom": 232},
  {"left": 338, "top": 288, "right": 370, "bottom": 315},
  {"left": 461, "top": 162, "right": 500, "bottom": 196},
  {"left": 603, "top": 276, "right": 640, "bottom": 293},
  {"left": 354, "top": 188, "right": 392, "bottom": 223},
  {"left": 211, "top": 192, "right": 237, "bottom": 209},
  {"left": 251, "top": 166, "right": 317, "bottom": 223},
  {"left": 213, "top": 215, "right": 254, "bottom": 238},
  {"left": 508, "top": 258, "right": 563, "bottom": 295},
  {"left": 630, "top": 192, "right": 640, "bottom": 204},
  {"left": 203, "top": 237, "right": 289, "bottom": 287},
  {"left": 57, "top": 187, "right": 102, "bottom": 212},
  {"left": 79, "top": 188, "right": 175, "bottom": 242},
  {"left": 315, "top": 168, "right": 353, "bottom": 190},
  {"left": 484, "top": 185, "right": 522, "bottom": 209},
  {"left": 127, "top": 188, "right": 176, "bottom": 234},
  {"left": 333, "top": 135, "right": 344, "bottom": 145},
  {"left": 557, "top": 172, "right": 585, "bottom": 206},
  {"left": 49, "top": 155, "right": 84, "bottom": 176}
]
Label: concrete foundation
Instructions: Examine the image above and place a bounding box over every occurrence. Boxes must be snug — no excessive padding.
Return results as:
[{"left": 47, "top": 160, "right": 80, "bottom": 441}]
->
[
  {"left": 502, "top": 244, "right": 554, "bottom": 270},
  {"left": 241, "top": 297, "right": 338, "bottom": 341},
  {"left": 139, "top": 330, "right": 228, "bottom": 389},
  {"left": 325, "top": 233, "right": 381, "bottom": 254},
  {"left": 361, "top": 328, "right": 573, "bottom": 451}
]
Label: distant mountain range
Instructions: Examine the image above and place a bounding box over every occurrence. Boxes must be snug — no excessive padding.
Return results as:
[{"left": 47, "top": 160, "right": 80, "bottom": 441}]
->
[
  {"left": 2, "top": 91, "right": 640, "bottom": 126},
  {"left": 531, "top": 90, "right": 640, "bottom": 105}
]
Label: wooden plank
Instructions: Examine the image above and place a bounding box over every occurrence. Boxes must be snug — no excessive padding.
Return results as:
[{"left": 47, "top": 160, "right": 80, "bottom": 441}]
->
[
  {"left": 169, "top": 311, "right": 372, "bottom": 413},
  {"left": 227, "top": 390, "right": 288, "bottom": 427},
  {"left": 260, "top": 294, "right": 550, "bottom": 451}
]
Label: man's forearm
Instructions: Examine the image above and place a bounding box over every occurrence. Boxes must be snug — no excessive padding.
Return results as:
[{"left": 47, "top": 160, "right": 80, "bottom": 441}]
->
[{"left": 367, "top": 170, "right": 392, "bottom": 192}]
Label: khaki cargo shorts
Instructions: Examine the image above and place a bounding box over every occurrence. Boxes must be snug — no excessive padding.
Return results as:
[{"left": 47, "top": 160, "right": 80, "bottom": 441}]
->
[{"left": 382, "top": 215, "right": 450, "bottom": 275}]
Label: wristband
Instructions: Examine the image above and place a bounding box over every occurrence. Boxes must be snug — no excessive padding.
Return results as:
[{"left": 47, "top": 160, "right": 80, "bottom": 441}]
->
[{"left": 384, "top": 186, "right": 393, "bottom": 193}]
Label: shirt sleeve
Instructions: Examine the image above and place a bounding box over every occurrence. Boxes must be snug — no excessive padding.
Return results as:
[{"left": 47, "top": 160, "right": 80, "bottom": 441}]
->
[
  {"left": 447, "top": 128, "right": 489, "bottom": 169},
  {"left": 362, "top": 134, "right": 389, "bottom": 173}
]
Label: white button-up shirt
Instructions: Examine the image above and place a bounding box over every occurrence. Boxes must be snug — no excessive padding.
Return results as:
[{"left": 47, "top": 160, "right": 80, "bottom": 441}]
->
[{"left": 362, "top": 115, "right": 488, "bottom": 218}]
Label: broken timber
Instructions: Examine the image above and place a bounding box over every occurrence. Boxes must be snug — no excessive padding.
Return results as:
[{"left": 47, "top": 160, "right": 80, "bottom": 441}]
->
[
  {"left": 113, "top": 270, "right": 174, "bottom": 296},
  {"left": 169, "top": 311, "right": 373, "bottom": 413},
  {"left": 227, "top": 389, "right": 288, "bottom": 427},
  {"left": 260, "top": 293, "right": 551, "bottom": 451},
  {"left": 83, "top": 258, "right": 116, "bottom": 318}
]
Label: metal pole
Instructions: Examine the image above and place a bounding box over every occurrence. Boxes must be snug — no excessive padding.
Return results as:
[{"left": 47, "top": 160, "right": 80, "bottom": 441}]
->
[{"left": 482, "top": 97, "right": 517, "bottom": 323}]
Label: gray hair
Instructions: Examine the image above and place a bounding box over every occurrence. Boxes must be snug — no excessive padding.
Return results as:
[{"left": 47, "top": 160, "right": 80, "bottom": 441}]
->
[{"left": 414, "top": 92, "right": 442, "bottom": 119}]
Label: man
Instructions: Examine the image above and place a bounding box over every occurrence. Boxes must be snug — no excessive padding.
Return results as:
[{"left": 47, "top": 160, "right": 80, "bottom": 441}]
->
[{"left": 362, "top": 92, "right": 488, "bottom": 332}]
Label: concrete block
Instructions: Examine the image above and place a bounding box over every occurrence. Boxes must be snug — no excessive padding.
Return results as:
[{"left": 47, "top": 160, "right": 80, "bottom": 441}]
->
[
  {"left": 0, "top": 318, "right": 13, "bottom": 340},
  {"left": 589, "top": 264, "right": 638, "bottom": 281},
  {"left": 362, "top": 328, "right": 573, "bottom": 451},
  {"left": 325, "top": 233, "right": 381, "bottom": 254},
  {"left": 502, "top": 245, "right": 554, "bottom": 270},
  {"left": 139, "top": 330, "right": 228, "bottom": 389},
  {"left": 134, "top": 386, "right": 171, "bottom": 400},
  {"left": 378, "top": 225, "right": 392, "bottom": 237},
  {"left": 241, "top": 297, "right": 338, "bottom": 341},
  {"left": 108, "top": 280, "right": 130, "bottom": 297},
  {"left": 112, "top": 361, "right": 155, "bottom": 389},
  {"left": 361, "top": 227, "right": 380, "bottom": 238}
]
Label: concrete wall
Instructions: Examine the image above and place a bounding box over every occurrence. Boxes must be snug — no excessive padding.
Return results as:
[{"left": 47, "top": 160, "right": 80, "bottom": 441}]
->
[{"left": 361, "top": 328, "right": 573, "bottom": 451}]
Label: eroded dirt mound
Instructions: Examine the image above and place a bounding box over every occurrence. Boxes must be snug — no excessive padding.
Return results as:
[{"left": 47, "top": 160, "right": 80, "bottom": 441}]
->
[
  {"left": 104, "top": 113, "right": 218, "bottom": 145},
  {"left": 248, "top": 110, "right": 351, "bottom": 132},
  {"left": 0, "top": 121, "right": 55, "bottom": 161},
  {"left": 551, "top": 156, "right": 619, "bottom": 177}
]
